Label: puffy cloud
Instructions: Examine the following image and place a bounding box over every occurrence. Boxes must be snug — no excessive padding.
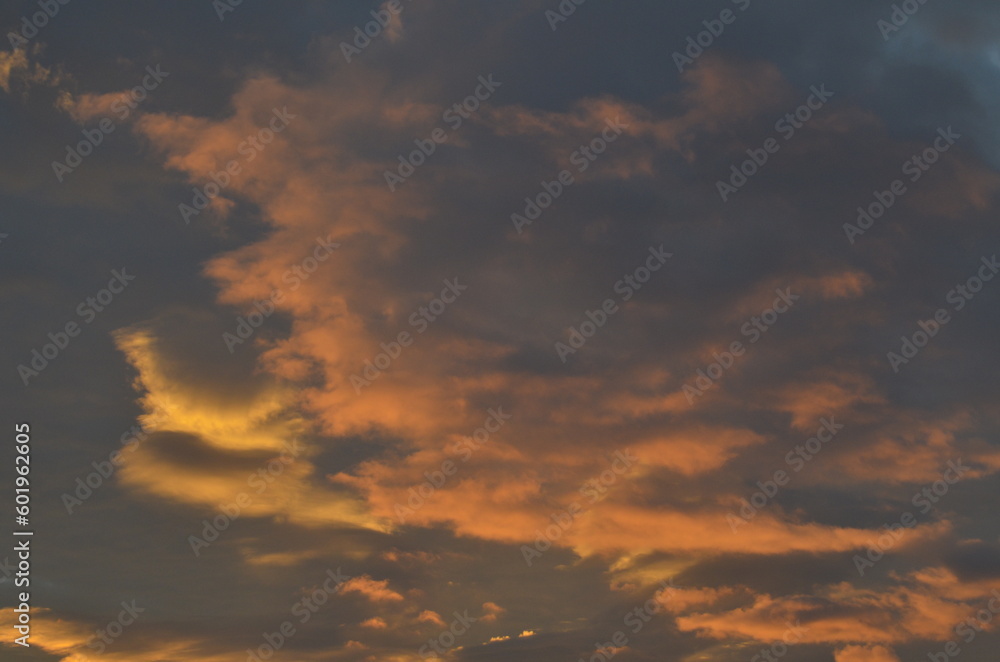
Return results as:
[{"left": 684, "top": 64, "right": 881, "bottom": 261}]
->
[
  {"left": 417, "top": 610, "right": 446, "bottom": 627},
  {"left": 341, "top": 576, "right": 405, "bottom": 603},
  {"left": 481, "top": 601, "right": 506, "bottom": 622}
]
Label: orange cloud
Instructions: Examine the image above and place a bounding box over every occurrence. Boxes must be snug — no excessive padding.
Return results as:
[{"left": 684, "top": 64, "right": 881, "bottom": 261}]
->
[
  {"left": 481, "top": 602, "right": 506, "bottom": 623},
  {"left": 675, "top": 567, "right": 999, "bottom": 649},
  {"left": 341, "top": 576, "right": 405, "bottom": 603},
  {"left": 361, "top": 617, "right": 388, "bottom": 629},
  {"left": 835, "top": 645, "right": 901, "bottom": 662},
  {"left": 417, "top": 610, "right": 447, "bottom": 627}
]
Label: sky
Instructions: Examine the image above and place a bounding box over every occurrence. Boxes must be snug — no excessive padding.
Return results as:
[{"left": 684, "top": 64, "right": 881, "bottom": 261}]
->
[{"left": 2, "top": 0, "right": 1000, "bottom": 661}]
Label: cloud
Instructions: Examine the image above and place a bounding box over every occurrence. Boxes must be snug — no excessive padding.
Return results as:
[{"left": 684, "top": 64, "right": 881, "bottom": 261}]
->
[
  {"left": 125, "top": 49, "right": 1000, "bottom": 576},
  {"left": 417, "top": 610, "right": 446, "bottom": 627},
  {"left": 0, "top": 47, "right": 61, "bottom": 92},
  {"left": 835, "top": 645, "right": 901, "bottom": 662},
  {"left": 661, "top": 586, "right": 740, "bottom": 614},
  {"left": 109, "top": 312, "right": 386, "bottom": 533},
  {"left": 73, "top": 10, "right": 1000, "bottom": 659},
  {"left": 341, "top": 575, "right": 406, "bottom": 603},
  {"left": 0, "top": 607, "right": 237, "bottom": 662},
  {"left": 481, "top": 601, "right": 506, "bottom": 622},
  {"left": 675, "top": 567, "right": 1000, "bottom": 652}
]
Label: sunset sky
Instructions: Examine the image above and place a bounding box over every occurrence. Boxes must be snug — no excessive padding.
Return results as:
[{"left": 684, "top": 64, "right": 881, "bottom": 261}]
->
[{"left": 3, "top": 1, "right": 1000, "bottom": 661}]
